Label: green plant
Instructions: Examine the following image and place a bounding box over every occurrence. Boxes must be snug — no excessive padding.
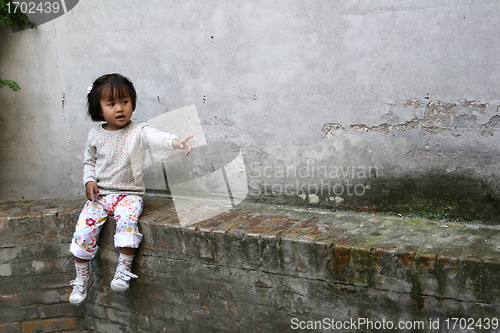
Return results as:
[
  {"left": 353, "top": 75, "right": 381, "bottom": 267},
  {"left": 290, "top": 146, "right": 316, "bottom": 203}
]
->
[
  {"left": 0, "top": 79, "right": 21, "bottom": 91},
  {"left": 0, "top": 0, "right": 36, "bottom": 91}
]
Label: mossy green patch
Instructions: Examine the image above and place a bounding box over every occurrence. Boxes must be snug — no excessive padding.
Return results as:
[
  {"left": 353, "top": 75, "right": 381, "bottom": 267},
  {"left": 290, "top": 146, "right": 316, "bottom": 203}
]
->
[{"left": 367, "top": 172, "right": 500, "bottom": 224}]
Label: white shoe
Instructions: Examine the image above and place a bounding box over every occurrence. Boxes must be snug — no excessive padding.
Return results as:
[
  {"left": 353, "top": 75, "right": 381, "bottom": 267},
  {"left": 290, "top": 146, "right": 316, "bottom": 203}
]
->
[
  {"left": 69, "top": 275, "right": 93, "bottom": 305},
  {"left": 110, "top": 267, "right": 138, "bottom": 292}
]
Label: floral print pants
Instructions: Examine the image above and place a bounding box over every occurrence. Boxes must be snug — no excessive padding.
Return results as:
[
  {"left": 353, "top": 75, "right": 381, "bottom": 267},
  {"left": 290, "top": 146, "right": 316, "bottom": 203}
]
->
[{"left": 70, "top": 194, "right": 143, "bottom": 260}]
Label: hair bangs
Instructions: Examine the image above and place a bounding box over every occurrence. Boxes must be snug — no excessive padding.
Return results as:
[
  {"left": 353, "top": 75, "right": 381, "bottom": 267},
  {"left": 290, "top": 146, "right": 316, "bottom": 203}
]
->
[{"left": 99, "top": 77, "right": 132, "bottom": 102}]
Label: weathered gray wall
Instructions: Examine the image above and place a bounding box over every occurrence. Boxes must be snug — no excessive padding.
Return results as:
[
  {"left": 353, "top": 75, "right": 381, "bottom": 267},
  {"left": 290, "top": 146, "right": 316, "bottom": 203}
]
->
[{"left": 1, "top": 0, "right": 500, "bottom": 220}]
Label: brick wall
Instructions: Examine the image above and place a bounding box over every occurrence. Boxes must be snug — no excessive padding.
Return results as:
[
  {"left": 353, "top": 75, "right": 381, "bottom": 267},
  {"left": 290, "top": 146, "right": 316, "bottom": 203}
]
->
[
  {"left": 0, "top": 197, "right": 90, "bottom": 332},
  {"left": 1, "top": 196, "right": 500, "bottom": 332}
]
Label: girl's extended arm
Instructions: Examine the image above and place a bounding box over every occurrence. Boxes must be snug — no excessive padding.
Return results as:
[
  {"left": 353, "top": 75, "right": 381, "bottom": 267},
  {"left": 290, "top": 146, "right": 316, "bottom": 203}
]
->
[{"left": 141, "top": 125, "right": 193, "bottom": 158}]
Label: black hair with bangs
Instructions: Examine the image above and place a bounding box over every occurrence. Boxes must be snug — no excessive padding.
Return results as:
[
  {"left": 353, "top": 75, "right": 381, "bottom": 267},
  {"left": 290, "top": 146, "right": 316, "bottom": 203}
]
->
[{"left": 86, "top": 73, "right": 137, "bottom": 122}]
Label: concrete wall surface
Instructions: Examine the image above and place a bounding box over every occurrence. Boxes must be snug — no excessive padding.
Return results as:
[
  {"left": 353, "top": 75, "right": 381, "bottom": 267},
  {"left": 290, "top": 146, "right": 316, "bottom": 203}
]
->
[{"left": 1, "top": 0, "right": 500, "bottom": 221}]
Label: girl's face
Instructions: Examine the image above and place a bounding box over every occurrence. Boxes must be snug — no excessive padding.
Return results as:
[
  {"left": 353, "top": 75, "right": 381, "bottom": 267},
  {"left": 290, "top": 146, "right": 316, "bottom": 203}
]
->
[{"left": 99, "top": 89, "right": 133, "bottom": 131}]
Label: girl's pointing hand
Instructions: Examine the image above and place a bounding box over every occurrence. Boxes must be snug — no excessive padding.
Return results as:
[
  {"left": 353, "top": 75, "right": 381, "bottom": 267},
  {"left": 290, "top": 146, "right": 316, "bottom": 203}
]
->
[{"left": 173, "top": 135, "right": 194, "bottom": 155}]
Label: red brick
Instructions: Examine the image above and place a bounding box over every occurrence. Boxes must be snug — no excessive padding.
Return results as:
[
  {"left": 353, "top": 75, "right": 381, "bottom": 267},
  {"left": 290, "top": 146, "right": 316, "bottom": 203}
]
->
[
  {"left": 295, "top": 216, "right": 320, "bottom": 228},
  {"left": 228, "top": 216, "right": 268, "bottom": 234},
  {"left": 397, "top": 252, "right": 415, "bottom": 268},
  {"left": 216, "top": 212, "right": 241, "bottom": 222},
  {"left": 259, "top": 219, "right": 297, "bottom": 238},
  {"left": 439, "top": 248, "right": 462, "bottom": 267},
  {"left": 0, "top": 323, "right": 21, "bottom": 332},
  {"left": 462, "top": 255, "right": 483, "bottom": 265},
  {"left": 281, "top": 227, "right": 308, "bottom": 240},
  {"left": 299, "top": 225, "right": 324, "bottom": 242},
  {"left": 418, "top": 249, "right": 440, "bottom": 271},
  {"left": 22, "top": 318, "right": 76, "bottom": 333},
  {"left": 246, "top": 225, "right": 273, "bottom": 236},
  {"left": 213, "top": 221, "right": 240, "bottom": 233},
  {"left": 315, "top": 227, "right": 348, "bottom": 245},
  {"left": 246, "top": 215, "right": 289, "bottom": 236},
  {"left": 196, "top": 218, "right": 226, "bottom": 232},
  {"left": 332, "top": 245, "right": 351, "bottom": 275}
]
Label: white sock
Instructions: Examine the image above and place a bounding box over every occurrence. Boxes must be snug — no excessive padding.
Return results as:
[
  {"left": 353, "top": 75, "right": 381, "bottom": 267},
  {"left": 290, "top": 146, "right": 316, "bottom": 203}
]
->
[
  {"left": 75, "top": 260, "right": 90, "bottom": 280},
  {"left": 117, "top": 253, "right": 134, "bottom": 271}
]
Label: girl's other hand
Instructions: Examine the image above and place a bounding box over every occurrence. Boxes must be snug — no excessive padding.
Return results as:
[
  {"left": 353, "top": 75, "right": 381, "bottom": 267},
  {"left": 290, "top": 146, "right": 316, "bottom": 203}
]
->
[
  {"left": 173, "top": 135, "right": 194, "bottom": 156},
  {"left": 85, "top": 181, "right": 99, "bottom": 202}
]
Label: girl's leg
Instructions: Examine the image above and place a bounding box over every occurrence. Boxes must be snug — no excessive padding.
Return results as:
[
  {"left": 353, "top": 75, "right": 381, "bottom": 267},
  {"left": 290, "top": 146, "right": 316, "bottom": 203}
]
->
[
  {"left": 73, "top": 257, "right": 90, "bottom": 276},
  {"left": 111, "top": 195, "right": 143, "bottom": 292},
  {"left": 70, "top": 200, "right": 109, "bottom": 259},
  {"left": 69, "top": 200, "right": 108, "bottom": 305},
  {"left": 120, "top": 247, "right": 136, "bottom": 255},
  {"left": 74, "top": 257, "right": 89, "bottom": 263},
  {"left": 73, "top": 257, "right": 90, "bottom": 280},
  {"left": 117, "top": 248, "right": 136, "bottom": 279},
  {"left": 69, "top": 258, "right": 93, "bottom": 305}
]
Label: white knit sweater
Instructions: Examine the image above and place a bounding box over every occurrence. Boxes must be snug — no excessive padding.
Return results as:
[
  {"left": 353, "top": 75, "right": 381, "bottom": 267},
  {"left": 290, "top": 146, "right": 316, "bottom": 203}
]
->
[{"left": 83, "top": 121, "right": 178, "bottom": 195}]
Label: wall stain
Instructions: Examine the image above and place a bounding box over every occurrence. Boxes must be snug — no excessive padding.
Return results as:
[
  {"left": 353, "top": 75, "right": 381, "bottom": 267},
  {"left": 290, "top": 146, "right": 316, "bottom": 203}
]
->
[{"left": 61, "top": 93, "right": 70, "bottom": 149}]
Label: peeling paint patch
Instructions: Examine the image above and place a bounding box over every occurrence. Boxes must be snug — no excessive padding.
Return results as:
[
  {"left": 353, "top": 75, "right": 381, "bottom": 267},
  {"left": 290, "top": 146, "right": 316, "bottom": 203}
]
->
[
  {"left": 321, "top": 123, "right": 345, "bottom": 138},
  {"left": 202, "top": 116, "right": 236, "bottom": 127},
  {"left": 0, "top": 264, "right": 12, "bottom": 277},
  {"left": 343, "top": 99, "right": 492, "bottom": 135},
  {"left": 404, "top": 98, "right": 426, "bottom": 109},
  {"left": 480, "top": 115, "right": 500, "bottom": 136},
  {"left": 351, "top": 123, "right": 393, "bottom": 134},
  {"left": 32, "top": 260, "right": 52, "bottom": 272},
  {"left": 330, "top": 196, "right": 344, "bottom": 204},
  {"left": 484, "top": 115, "right": 500, "bottom": 127},
  {"left": 308, "top": 194, "right": 319, "bottom": 204}
]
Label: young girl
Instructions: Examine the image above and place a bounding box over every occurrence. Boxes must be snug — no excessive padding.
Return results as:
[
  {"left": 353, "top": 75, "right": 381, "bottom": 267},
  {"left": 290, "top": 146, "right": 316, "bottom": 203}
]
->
[{"left": 69, "top": 73, "right": 193, "bottom": 305}]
